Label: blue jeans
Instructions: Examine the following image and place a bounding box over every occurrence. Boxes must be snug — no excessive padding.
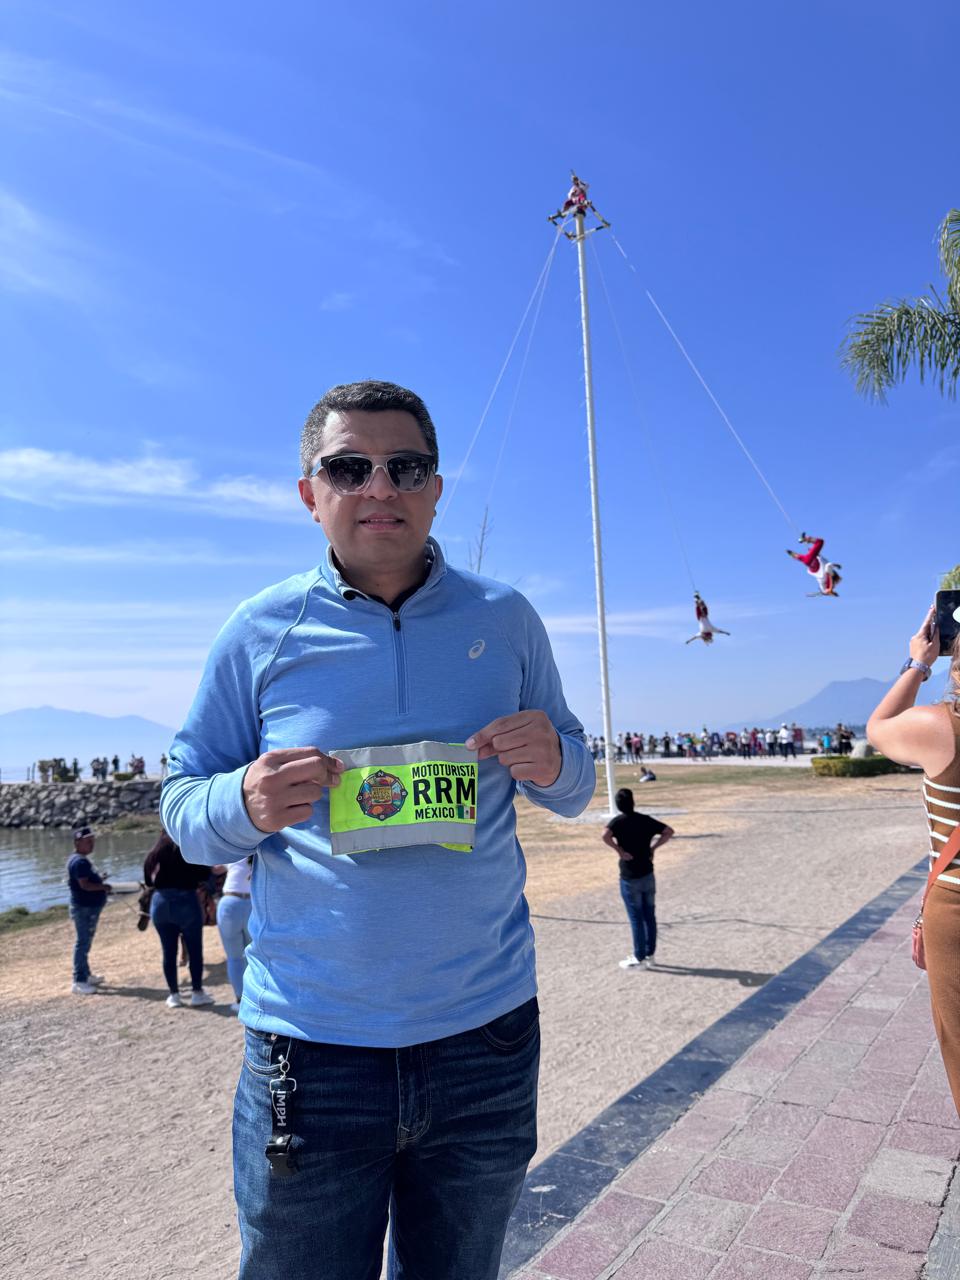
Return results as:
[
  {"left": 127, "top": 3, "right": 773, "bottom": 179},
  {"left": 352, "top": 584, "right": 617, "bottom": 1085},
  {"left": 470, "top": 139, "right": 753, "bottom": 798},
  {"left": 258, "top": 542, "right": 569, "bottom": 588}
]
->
[
  {"left": 233, "top": 996, "right": 540, "bottom": 1280},
  {"left": 620, "top": 874, "right": 656, "bottom": 960},
  {"left": 69, "top": 903, "right": 103, "bottom": 982},
  {"left": 217, "top": 894, "right": 252, "bottom": 1000},
  {"left": 150, "top": 888, "right": 204, "bottom": 993}
]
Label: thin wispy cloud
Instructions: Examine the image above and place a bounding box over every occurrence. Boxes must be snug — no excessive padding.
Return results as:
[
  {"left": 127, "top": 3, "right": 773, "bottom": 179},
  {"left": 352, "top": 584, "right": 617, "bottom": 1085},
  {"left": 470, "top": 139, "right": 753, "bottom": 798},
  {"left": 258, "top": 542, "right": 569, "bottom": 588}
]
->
[
  {"left": 0, "top": 186, "right": 99, "bottom": 303},
  {"left": 0, "top": 45, "right": 455, "bottom": 264},
  {"left": 877, "top": 440, "right": 960, "bottom": 528},
  {"left": 4, "top": 643, "right": 212, "bottom": 669},
  {"left": 542, "top": 601, "right": 787, "bottom": 639},
  {"left": 318, "top": 290, "right": 358, "bottom": 312},
  {"left": 0, "top": 597, "right": 238, "bottom": 626},
  {"left": 0, "top": 530, "right": 289, "bottom": 566},
  {"left": 0, "top": 447, "right": 302, "bottom": 521}
]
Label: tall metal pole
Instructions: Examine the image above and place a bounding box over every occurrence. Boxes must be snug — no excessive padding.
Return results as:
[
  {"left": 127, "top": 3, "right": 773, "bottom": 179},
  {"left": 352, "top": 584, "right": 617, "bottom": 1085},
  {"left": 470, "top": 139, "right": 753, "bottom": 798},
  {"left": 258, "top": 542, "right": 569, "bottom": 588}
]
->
[{"left": 574, "top": 209, "right": 616, "bottom": 813}]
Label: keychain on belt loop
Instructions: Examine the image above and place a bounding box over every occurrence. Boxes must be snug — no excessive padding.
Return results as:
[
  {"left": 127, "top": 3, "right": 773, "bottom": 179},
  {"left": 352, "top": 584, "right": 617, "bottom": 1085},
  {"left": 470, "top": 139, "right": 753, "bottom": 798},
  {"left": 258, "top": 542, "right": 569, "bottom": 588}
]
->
[{"left": 266, "top": 1039, "right": 297, "bottom": 1177}]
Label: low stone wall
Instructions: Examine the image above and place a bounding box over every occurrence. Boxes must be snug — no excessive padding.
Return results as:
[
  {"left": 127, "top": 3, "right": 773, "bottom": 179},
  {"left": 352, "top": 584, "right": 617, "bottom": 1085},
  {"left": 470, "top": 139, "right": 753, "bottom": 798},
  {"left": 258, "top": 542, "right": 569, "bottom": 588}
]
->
[{"left": 0, "top": 780, "right": 162, "bottom": 829}]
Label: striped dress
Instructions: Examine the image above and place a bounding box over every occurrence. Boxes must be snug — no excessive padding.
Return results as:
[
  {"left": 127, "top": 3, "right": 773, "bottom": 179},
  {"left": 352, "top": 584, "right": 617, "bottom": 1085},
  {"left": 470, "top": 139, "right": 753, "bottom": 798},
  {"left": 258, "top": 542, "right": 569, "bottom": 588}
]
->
[
  {"left": 924, "top": 765, "right": 960, "bottom": 885},
  {"left": 920, "top": 704, "right": 960, "bottom": 1118}
]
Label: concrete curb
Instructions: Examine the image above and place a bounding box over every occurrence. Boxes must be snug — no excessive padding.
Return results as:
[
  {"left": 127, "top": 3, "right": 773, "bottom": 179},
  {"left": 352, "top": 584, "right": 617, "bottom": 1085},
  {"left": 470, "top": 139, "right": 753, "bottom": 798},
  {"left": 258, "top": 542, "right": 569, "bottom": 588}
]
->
[
  {"left": 926, "top": 1163, "right": 960, "bottom": 1277},
  {"left": 500, "top": 858, "right": 928, "bottom": 1277}
]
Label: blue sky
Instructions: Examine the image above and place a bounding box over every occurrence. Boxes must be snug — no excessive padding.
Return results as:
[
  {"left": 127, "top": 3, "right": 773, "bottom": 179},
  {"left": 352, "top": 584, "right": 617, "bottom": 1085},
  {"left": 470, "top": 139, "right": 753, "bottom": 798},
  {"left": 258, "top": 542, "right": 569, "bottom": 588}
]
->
[{"left": 1, "top": 0, "right": 958, "bottom": 740}]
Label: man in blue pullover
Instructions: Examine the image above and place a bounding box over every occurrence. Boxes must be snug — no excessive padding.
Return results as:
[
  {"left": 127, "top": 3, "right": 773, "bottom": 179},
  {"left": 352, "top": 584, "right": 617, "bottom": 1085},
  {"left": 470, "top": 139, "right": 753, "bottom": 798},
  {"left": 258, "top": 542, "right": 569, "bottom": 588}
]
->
[{"left": 161, "top": 380, "right": 594, "bottom": 1280}]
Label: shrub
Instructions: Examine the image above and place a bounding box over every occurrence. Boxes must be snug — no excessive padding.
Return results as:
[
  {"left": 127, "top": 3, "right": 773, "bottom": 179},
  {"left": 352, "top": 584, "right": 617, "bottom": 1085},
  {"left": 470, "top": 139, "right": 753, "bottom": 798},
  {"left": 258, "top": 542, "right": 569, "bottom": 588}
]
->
[
  {"left": 112, "top": 772, "right": 134, "bottom": 782},
  {"left": 811, "top": 754, "right": 910, "bottom": 777},
  {"left": 110, "top": 814, "right": 161, "bottom": 832},
  {"left": 0, "top": 904, "right": 69, "bottom": 934}
]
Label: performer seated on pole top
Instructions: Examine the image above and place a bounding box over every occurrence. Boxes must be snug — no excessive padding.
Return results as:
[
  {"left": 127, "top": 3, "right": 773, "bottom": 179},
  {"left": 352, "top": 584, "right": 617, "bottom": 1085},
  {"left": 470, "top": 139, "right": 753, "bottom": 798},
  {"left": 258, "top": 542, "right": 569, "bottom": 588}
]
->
[
  {"left": 549, "top": 174, "right": 591, "bottom": 223},
  {"left": 686, "top": 592, "right": 730, "bottom": 645},
  {"left": 787, "top": 533, "right": 842, "bottom": 597},
  {"left": 561, "top": 173, "right": 589, "bottom": 216}
]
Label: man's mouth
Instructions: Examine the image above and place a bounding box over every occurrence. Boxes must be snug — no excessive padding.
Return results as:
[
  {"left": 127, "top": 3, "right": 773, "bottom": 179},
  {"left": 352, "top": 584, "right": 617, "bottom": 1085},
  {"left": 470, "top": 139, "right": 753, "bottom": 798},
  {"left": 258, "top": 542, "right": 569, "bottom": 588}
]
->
[{"left": 358, "top": 515, "right": 404, "bottom": 527}]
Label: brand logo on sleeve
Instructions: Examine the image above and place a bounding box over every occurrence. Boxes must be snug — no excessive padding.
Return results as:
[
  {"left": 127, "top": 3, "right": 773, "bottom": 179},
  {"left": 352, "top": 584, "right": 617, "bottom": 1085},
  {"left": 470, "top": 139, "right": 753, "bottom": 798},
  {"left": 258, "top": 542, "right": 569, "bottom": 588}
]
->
[
  {"left": 468, "top": 639, "right": 485, "bottom": 659},
  {"left": 356, "top": 771, "right": 408, "bottom": 821}
]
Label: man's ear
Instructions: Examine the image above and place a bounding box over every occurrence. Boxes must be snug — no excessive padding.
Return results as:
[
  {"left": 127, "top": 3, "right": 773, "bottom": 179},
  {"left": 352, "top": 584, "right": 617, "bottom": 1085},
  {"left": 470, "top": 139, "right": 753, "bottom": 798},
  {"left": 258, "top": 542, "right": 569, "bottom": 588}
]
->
[
  {"left": 434, "top": 472, "right": 443, "bottom": 502},
  {"left": 297, "top": 477, "right": 322, "bottom": 524}
]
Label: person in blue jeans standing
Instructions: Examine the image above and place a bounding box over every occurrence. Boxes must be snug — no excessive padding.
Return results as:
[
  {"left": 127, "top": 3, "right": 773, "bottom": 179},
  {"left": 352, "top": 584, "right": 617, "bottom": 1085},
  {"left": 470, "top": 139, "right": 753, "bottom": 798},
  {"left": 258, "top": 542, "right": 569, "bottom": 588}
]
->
[
  {"left": 215, "top": 855, "right": 254, "bottom": 1014},
  {"left": 160, "top": 380, "right": 595, "bottom": 1280},
  {"left": 67, "top": 824, "right": 112, "bottom": 995},
  {"left": 143, "top": 831, "right": 215, "bottom": 1009},
  {"left": 603, "top": 788, "right": 674, "bottom": 970}
]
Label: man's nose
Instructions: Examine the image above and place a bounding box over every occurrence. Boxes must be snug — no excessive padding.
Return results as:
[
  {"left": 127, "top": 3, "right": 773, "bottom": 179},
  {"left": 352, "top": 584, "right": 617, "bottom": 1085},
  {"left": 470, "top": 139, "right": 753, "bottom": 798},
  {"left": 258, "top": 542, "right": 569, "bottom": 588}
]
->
[{"left": 366, "top": 464, "right": 397, "bottom": 499}]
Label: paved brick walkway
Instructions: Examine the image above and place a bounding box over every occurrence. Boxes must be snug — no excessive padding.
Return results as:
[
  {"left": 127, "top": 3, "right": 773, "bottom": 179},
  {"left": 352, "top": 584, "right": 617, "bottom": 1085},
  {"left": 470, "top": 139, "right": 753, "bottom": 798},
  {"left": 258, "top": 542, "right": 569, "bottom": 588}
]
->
[{"left": 507, "top": 891, "right": 960, "bottom": 1279}]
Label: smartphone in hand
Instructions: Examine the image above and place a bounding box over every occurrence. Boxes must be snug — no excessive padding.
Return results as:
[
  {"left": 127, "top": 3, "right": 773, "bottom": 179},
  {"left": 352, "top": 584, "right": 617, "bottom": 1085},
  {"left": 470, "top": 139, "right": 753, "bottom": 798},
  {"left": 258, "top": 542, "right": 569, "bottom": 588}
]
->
[{"left": 935, "top": 590, "right": 960, "bottom": 657}]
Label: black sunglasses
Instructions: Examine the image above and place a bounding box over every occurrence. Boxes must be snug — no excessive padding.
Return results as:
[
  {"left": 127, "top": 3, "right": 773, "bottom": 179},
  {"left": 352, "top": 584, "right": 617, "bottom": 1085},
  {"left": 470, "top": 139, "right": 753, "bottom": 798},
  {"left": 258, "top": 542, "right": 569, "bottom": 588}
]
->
[{"left": 313, "top": 452, "right": 436, "bottom": 495}]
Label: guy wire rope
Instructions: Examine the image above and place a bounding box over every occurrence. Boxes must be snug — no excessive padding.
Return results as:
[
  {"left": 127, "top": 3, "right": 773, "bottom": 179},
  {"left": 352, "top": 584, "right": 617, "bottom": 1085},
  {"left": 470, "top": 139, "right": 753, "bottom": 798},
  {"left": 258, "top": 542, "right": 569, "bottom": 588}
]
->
[
  {"left": 589, "top": 236, "right": 699, "bottom": 594},
  {"left": 436, "top": 223, "right": 566, "bottom": 528},
  {"left": 484, "top": 220, "right": 562, "bottom": 514},
  {"left": 608, "top": 232, "right": 797, "bottom": 533}
]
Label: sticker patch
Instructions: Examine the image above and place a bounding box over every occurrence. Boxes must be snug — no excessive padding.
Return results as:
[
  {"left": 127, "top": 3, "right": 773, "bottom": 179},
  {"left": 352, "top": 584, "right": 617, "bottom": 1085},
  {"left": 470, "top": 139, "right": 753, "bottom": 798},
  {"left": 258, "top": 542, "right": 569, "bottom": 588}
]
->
[{"left": 356, "top": 770, "right": 408, "bottom": 822}]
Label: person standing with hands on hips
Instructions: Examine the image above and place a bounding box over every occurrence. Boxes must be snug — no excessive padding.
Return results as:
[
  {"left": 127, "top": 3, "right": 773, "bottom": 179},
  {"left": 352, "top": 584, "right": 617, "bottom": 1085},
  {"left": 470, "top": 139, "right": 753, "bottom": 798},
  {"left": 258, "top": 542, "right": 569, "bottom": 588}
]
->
[
  {"left": 603, "top": 789, "right": 674, "bottom": 970},
  {"left": 160, "top": 381, "right": 594, "bottom": 1280},
  {"left": 867, "top": 604, "right": 960, "bottom": 1117}
]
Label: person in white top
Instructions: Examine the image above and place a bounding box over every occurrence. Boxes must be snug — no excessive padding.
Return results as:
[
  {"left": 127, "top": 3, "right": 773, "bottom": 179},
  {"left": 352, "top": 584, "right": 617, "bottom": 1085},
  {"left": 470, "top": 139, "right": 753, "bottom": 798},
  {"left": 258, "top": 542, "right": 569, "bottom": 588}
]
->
[
  {"left": 215, "top": 855, "right": 254, "bottom": 1014},
  {"left": 786, "top": 533, "right": 842, "bottom": 597},
  {"left": 685, "top": 592, "right": 731, "bottom": 645}
]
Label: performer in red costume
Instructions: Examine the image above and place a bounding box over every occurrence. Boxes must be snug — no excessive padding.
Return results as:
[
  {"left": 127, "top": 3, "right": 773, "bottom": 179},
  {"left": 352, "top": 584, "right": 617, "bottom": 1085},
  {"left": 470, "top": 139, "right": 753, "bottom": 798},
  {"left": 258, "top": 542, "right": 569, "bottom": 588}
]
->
[
  {"left": 686, "top": 592, "right": 730, "bottom": 645},
  {"left": 787, "top": 533, "right": 842, "bottom": 597}
]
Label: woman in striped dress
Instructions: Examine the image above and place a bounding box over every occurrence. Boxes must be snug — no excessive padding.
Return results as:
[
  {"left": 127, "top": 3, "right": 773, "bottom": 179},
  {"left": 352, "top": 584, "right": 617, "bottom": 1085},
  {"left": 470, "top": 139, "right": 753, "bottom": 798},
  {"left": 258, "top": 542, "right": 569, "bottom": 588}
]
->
[{"left": 867, "top": 605, "right": 960, "bottom": 1115}]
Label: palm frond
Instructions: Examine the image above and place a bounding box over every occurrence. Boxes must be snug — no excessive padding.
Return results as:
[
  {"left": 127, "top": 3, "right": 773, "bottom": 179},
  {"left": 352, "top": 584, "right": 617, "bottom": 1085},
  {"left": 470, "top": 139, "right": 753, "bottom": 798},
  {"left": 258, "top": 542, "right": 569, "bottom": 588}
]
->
[
  {"left": 939, "top": 209, "right": 960, "bottom": 314},
  {"left": 840, "top": 295, "right": 960, "bottom": 401}
]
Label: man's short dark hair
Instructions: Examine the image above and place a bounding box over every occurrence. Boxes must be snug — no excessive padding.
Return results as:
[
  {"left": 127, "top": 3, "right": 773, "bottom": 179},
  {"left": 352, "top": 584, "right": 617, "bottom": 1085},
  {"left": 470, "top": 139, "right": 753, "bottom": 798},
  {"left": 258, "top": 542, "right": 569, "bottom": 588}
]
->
[
  {"left": 300, "top": 380, "right": 439, "bottom": 477},
  {"left": 615, "top": 788, "right": 635, "bottom": 814}
]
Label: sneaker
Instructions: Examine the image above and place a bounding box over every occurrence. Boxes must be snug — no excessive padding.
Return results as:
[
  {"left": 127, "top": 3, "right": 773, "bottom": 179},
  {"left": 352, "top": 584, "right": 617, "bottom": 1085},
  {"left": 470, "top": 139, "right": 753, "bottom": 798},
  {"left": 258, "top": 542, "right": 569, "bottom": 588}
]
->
[
  {"left": 642, "top": 957, "right": 656, "bottom": 970},
  {"left": 190, "top": 989, "right": 215, "bottom": 1007},
  {"left": 72, "top": 981, "right": 98, "bottom": 995},
  {"left": 618, "top": 957, "right": 642, "bottom": 969},
  {"left": 165, "top": 992, "right": 183, "bottom": 1008},
  {"left": 87, "top": 973, "right": 105, "bottom": 985}
]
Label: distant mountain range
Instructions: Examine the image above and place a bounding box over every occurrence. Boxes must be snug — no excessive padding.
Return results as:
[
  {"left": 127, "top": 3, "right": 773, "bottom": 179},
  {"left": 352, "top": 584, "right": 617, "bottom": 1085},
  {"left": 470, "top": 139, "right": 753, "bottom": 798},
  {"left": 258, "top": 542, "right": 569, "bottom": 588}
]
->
[
  {"left": 736, "top": 675, "right": 945, "bottom": 731},
  {"left": 0, "top": 706, "right": 176, "bottom": 779},
  {"left": 2, "top": 679, "right": 951, "bottom": 780}
]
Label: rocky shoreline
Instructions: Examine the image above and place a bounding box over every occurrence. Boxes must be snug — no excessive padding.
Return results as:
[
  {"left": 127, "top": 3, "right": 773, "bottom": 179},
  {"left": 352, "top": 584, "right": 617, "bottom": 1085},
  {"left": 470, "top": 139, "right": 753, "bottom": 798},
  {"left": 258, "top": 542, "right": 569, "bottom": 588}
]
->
[{"left": 0, "top": 779, "right": 162, "bottom": 829}]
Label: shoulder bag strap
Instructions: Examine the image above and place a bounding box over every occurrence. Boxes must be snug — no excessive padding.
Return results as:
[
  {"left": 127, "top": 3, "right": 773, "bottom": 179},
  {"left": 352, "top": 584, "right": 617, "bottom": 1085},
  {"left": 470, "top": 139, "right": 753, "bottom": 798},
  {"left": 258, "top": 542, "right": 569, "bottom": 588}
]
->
[{"left": 921, "top": 823, "right": 960, "bottom": 914}]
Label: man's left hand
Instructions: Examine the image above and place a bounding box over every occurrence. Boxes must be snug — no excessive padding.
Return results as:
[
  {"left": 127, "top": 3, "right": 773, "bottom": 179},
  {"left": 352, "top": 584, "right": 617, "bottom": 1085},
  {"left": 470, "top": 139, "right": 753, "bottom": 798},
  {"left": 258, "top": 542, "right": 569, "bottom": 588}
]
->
[{"left": 466, "top": 711, "right": 562, "bottom": 786}]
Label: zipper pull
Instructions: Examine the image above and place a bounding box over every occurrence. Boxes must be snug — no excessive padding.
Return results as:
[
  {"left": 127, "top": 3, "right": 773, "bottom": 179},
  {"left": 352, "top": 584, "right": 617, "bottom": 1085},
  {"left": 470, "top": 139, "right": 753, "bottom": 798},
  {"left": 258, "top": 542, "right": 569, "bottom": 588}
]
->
[{"left": 393, "top": 613, "right": 401, "bottom": 631}]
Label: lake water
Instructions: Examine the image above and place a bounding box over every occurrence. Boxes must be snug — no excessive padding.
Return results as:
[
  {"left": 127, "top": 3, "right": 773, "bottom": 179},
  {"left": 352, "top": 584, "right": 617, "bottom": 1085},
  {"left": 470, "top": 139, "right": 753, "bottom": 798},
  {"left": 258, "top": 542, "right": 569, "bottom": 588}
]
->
[{"left": 0, "top": 827, "right": 159, "bottom": 912}]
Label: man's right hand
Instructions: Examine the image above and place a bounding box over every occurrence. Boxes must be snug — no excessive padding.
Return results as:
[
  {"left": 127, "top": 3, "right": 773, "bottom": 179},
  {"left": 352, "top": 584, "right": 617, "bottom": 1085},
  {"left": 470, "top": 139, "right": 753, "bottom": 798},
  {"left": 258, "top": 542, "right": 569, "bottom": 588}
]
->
[{"left": 242, "top": 748, "right": 344, "bottom": 834}]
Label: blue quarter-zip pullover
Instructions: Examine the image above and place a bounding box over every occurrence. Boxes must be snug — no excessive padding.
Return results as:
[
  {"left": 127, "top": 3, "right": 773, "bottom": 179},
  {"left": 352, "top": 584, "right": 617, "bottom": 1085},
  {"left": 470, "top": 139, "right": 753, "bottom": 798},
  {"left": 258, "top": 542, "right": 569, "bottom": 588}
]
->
[{"left": 160, "top": 539, "right": 594, "bottom": 1046}]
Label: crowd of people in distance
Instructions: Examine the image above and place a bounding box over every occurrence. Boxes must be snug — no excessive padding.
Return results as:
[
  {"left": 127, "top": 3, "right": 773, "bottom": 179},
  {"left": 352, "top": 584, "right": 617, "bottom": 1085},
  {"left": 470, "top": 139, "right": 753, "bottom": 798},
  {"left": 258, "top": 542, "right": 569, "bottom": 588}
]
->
[
  {"left": 587, "top": 723, "right": 858, "bottom": 762},
  {"left": 35, "top": 753, "right": 160, "bottom": 782}
]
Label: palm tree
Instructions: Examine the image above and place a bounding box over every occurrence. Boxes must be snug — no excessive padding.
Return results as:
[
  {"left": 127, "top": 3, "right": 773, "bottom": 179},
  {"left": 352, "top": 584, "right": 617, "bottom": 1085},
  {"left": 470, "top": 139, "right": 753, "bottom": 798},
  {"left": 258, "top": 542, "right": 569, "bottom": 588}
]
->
[
  {"left": 942, "top": 566, "right": 960, "bottom": 591},
  {"left": 841, "top": 209, "right": 960, "bottom": 401}
]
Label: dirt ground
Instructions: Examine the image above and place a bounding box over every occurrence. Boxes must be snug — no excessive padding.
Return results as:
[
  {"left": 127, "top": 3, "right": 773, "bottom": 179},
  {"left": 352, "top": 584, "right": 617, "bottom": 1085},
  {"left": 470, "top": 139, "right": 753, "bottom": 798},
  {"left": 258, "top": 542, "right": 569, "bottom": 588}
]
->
[{"left": 0, "top": 768, "right": 928, "bottom": 1280}]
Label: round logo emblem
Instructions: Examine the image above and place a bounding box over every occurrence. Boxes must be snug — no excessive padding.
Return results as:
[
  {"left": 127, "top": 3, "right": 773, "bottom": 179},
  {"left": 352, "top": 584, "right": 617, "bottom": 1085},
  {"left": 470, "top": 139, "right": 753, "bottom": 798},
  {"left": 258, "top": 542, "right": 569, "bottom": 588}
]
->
[{"left": 356, "top": 770, "right": 408, "bottom": 822}]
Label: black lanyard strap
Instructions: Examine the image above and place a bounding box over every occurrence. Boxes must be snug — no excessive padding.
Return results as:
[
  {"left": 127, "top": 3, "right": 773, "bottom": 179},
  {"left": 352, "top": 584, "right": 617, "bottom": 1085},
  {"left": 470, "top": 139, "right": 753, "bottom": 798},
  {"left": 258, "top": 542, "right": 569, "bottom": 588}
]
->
[{"left": 265, "top": 1036, "right": 297, "bottom": 1177}]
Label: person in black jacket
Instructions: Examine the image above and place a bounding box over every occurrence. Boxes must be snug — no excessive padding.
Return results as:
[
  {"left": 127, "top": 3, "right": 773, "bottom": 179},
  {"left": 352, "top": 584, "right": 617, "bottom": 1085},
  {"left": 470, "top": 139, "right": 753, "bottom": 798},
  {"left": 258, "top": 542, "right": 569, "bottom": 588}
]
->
[
  {"left": 143, "top": 831, "right": 215, "bottom": 1008},
  {"left": 602, "top": 788, "right": 674, "bottom": 970}
]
